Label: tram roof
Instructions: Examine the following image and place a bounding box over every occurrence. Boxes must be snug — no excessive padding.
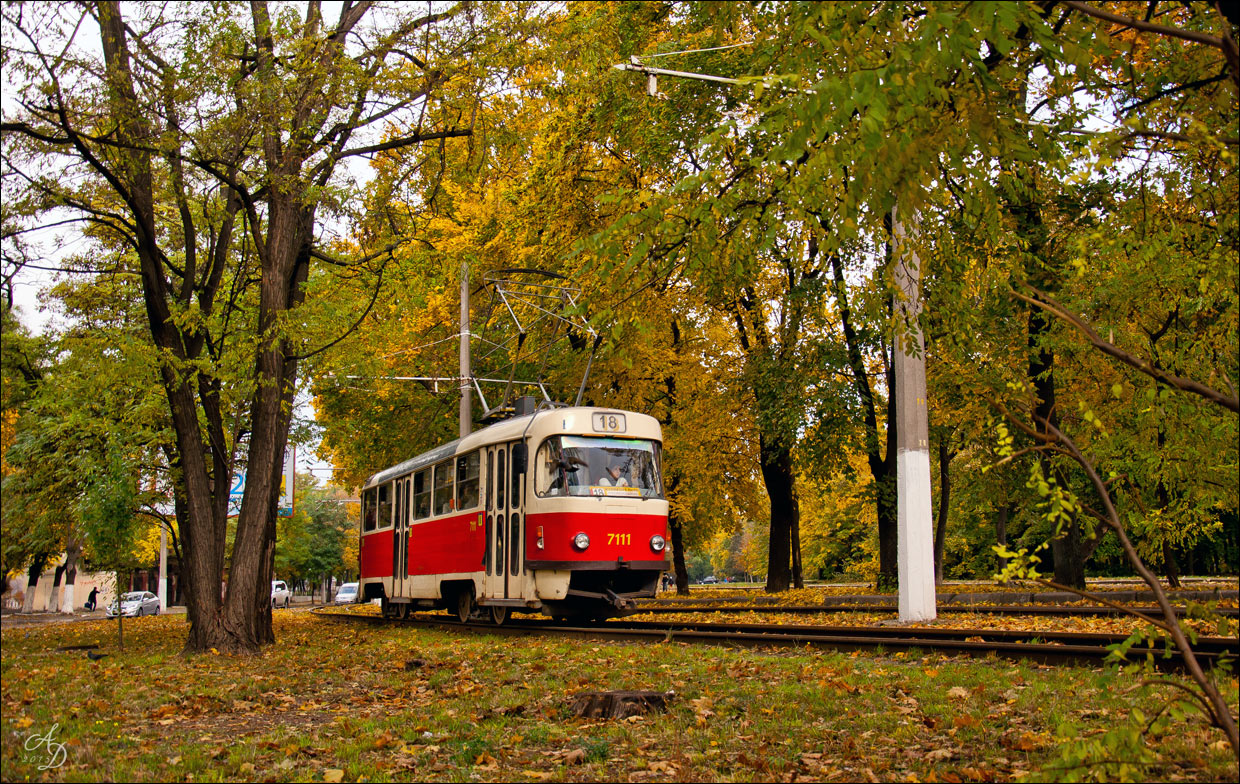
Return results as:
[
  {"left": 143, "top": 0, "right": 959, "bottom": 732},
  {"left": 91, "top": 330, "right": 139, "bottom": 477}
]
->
[{"left": 361, "top": 406, "right": 661, "bottom": 490}]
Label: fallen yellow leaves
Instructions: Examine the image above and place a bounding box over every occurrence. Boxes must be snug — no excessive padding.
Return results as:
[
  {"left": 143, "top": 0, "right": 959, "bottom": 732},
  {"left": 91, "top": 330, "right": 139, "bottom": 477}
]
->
[
  {"left": 474, "top": 752, "right": 500, "bottom": 770},
  {"left": 690, "top": 695, "right": 714, "bottom": 727},
  {"left": 2, "top": 607, "right": 1235, "bottom": 783}
]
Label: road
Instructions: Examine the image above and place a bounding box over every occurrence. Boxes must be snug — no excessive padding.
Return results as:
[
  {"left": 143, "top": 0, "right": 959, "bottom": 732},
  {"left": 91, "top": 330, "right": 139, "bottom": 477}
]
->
[{"left": 0, "top": 594, "right": 333, "bottom": 630}]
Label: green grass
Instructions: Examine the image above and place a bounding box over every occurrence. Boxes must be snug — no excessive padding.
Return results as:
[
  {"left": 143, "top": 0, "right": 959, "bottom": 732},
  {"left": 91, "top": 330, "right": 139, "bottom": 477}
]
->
[{"left": 2, "top": 610, "right": 1236, "bottom": 782}]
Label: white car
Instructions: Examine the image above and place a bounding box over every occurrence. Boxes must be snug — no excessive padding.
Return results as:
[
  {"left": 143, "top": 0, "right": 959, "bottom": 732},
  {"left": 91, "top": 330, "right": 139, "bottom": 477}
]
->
[
  {"left": 106, "top": 591, "right": 160, "bottom": 618},
  {"left": 271, "top": 580, "right": 291, "bottom": 609},
  {"left": 333, "top": 582, "right": 358, "bottom": 604}
]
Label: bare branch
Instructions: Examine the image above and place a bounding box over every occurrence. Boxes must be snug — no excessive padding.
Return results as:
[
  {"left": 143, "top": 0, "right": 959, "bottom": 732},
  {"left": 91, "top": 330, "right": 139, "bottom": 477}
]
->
[
  {"left": 290, "top": 254, "right": 391, "bottom": 362},
  {"left": 309, "top": 240, "right": 399, "bottom": 268},
  {"left": 1063, "top": 1, "right": 1224, "bottom": 48},
  {"left": 1062, "top": 1, "right": 1238, "bottom": 88},
  {"left": 1011, "top": 285, "right": 1239, "bottom": 413},
  {"left": 337, "top": 128, "right": 473, "bottom": 158}
]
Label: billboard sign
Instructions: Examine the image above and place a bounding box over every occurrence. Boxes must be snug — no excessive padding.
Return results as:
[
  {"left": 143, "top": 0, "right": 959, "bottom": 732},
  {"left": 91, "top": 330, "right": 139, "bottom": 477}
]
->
[{"left": 228, "top": 448, "right": 295, "bottom": 517}]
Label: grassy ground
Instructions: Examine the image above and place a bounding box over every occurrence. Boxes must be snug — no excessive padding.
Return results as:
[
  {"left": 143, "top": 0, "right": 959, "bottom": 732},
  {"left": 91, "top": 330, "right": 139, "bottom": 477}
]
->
[{"left": 2, "top": 610, "right": 1236, "bottom": 783}]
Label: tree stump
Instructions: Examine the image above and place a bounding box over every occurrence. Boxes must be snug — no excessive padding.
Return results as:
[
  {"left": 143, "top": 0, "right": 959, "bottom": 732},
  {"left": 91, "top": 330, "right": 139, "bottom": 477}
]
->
[{"left": 569, "top": 690, "right": 673, "bottom": 719}]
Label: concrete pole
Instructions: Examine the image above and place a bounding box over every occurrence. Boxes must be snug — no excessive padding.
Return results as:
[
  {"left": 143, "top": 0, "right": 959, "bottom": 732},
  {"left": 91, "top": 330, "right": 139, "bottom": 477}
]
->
[
  {"left": 158, "top": 526, "right": 168, "bottom": 611},
  {"left": 459, "top": 259, "right": 472, "bottom": 440},
  {"left": 892, "top": 204, "right": 937, "bottom": 622}
]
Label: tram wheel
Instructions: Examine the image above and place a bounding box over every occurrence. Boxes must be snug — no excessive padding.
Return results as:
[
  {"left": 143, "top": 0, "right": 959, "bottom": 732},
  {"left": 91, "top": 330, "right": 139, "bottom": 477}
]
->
[
  {"left": 456, "top": 589, "right": 475, "bottom": 623},
  {"left": 490, "top": 606, "right": 509, "bottom": 626},
  {"left": 396, "top": 602, "right": 410, "bottom": 620}
]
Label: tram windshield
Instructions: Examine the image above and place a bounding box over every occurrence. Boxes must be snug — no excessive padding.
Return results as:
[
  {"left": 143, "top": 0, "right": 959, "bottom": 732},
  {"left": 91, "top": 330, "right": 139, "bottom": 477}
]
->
[{"left": 535, "top": 435, "right": 663, "bottom": 499}]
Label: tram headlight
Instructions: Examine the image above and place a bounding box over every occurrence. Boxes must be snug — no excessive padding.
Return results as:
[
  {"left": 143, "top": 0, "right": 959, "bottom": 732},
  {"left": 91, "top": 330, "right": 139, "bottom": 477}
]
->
[
  {"left": 573, "top": 533, "right": 590, "bottom": 551},
  {"left": 650, "top": 535, "right": 666, "bottom": 552}
]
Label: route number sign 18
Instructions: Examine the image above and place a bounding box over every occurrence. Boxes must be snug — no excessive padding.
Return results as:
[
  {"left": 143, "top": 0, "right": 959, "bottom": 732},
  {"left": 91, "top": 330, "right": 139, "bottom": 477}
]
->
[{"left": 591, "top": 413, "right": 626, "bottom": 433}]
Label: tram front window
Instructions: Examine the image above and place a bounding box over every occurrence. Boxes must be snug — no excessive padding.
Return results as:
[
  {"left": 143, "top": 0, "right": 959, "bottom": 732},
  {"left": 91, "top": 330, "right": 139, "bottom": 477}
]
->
[{"left": 535, "top": 436, "right": 663, "bottom": 498}]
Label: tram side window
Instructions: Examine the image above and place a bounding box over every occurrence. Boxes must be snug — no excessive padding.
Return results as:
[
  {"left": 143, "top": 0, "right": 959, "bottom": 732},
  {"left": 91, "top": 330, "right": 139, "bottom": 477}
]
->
[
  {"left": 362, "top": 488, "right": 377, "bottom": 532},
  {"left": 535, "top": 439, "right": 561, "bottom": 497},
  {"left": 432, "top": 461, "right": 454, "bottom": 516},
  {"left": 456, "top": 451, "right": 480, "bottom": 511},
  {"left": 511, "top": 445, "right": 521, "bottom": 505},
  {"left": 413, "top": 469, "right": 431, "bottom": 520},
  {"left": 377, "top": 483, "right": 393, "bottom": 529}
]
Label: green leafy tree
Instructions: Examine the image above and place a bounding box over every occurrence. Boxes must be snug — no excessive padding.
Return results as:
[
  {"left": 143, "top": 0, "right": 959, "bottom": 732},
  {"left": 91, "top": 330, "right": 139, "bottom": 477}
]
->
[
  {"left": 3, "top": 1, "right": 529, "bottom": 653},
  {"left": 274, "top": 476, "right": 353, "bottom": 600},
  {"left": 79, "top": 441, "right": 143, "bottom": 649}
]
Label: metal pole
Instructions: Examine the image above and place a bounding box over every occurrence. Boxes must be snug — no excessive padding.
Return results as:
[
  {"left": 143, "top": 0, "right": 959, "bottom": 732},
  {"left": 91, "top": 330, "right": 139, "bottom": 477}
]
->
[
  {"left": 611, "top": 61, "right": 746, "bottom": 87},
  {"left": 459, "top": 259, "right": 472, "bottom": 440},
  {"left": 892, "top": 203, "right": 936, "bottom": 622}
]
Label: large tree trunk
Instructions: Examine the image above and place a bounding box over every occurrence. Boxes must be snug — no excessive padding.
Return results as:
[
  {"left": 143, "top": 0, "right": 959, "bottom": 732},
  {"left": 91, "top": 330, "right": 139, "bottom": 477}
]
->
[
  {"left": 46, "top": 562, "right": 66, "bottom": 613},
  {"left": 21, "top": 553, "right": 48, "bottom": 614},
  {"left": 934, "top": 439, "right": 953, "bottom": 584},
  {"left": 790, "top": 489, "right": 804, "bottom": 590},
  {"left": 1162, "top": 540, "right": 1182, "bottom": 589},
  {"left": 666, "top": 478, "right": 691, "bottom": 596},
  {"left": 99, "top": 3, "right": 240, "bottom": 653},
  {"left": 226, "top": 193, "right": 310, "bottom": 648},
  {"left": 658, "top": 324, "right": 691, "bottom": 596},
  {"left": 1049, "top": 524, "right": 1087, "bottom": 589},
  {"left": 876, "top": 377, "right": 898, "bottom": 589},
  {"left": 829, "top": 251, "right": 898, "bottom": 589},
  {"left": 761, "top": 435, "right": 796, "bottom": 593},
  {"left": 1028, "top": 306, "right": 1095, "bottom": 590},
  {"left": 61, "top": 541, "right": 81, "bottom": 613},
  {"left": 996, "top": 501, "right": 1012, "bottom": 572},
  {"left": 1000, "top": 63, "right": 1093, "bottom": 590},
  {"left": 95, "top": 1, "right": 422, "bottom": 654}
]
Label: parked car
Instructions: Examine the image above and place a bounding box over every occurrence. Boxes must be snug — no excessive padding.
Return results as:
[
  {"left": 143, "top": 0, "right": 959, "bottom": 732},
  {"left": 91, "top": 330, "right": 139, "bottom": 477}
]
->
[
  {"left": 106, "top": 591, "right": 160, "bottom": 618},
  {"left": 701, "top": 576, "right": 718, "bottom": 585},
  {"left": 334, "top": 582, "right": 358, "bottom": 605},
  {"left": 271, "top": 580, "right": 291, "bottom": 609}
]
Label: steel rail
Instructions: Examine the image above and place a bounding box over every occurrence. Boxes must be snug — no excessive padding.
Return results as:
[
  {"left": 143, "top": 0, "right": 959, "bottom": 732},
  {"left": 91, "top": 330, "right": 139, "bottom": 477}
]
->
[
  {"left": 632, "top": 603, "right": 1240, "bottom": 618},
  {"left": 311, "top": 608, "right": 1235, "bottom": 672},
  {"left": 604, "top": 618, "right": 1239, "bottom": 658}
]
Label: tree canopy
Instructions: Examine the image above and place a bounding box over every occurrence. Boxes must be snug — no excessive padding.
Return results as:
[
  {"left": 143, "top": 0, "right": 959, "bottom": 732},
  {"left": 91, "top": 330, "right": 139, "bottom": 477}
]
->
[{"left": 3, "top": 2, "right": 1235, "bottom": 662}]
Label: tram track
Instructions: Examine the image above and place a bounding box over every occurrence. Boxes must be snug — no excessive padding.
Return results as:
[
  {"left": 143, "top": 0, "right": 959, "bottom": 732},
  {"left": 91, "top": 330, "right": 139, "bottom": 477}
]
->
[
  {"left": 311, "top": 607, "right": 1237, "bottom": 672},
  {"left": 631, "top": 603, "right": 1240, "bottom": 618}
]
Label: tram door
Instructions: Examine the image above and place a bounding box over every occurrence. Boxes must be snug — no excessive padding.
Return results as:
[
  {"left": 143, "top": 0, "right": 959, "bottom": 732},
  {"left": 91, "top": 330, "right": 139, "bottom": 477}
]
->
[
  {"left": 486, "top": 442, "right": 525, "bottom": 599},
  {"left": 391, "top": 477, "right": 409, "bottom": 600}
]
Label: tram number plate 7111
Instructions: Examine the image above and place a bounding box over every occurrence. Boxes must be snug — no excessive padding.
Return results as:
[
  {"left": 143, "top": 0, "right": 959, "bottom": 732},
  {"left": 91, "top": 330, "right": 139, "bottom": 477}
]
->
[
  {"left": 607, "top": 533, "right": 632, "bottom": 546},
  {"left": 592, "top": 413, "right": 626, "bottom": 433}
]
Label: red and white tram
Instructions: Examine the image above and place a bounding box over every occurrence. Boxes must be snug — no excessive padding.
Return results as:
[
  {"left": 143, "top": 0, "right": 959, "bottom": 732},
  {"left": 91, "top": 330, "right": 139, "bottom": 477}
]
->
[{"left": 358, "top": 402, "right": 670, "bottom": 623}]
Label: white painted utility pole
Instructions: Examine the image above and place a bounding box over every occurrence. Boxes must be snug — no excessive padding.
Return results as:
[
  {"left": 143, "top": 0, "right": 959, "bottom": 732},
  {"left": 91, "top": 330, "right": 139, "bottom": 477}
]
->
[
  {"left": 158, "top": 526, "right": 168, "bottom": 612},
  {"left": 459, "top": 259, "right": 472, "bottom": 439},
  {"left": 892, "top": 205, "right": 937, "bottom": 622}
]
